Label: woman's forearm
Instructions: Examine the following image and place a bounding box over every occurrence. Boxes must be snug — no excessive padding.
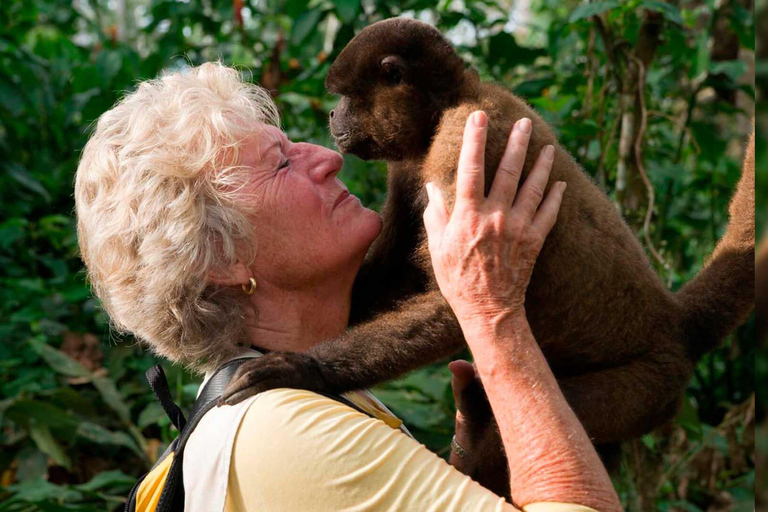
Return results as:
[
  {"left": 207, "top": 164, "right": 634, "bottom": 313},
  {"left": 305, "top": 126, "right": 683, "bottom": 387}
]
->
[{"left": 460, "top": 310, "right": 620, "bottom": 511}]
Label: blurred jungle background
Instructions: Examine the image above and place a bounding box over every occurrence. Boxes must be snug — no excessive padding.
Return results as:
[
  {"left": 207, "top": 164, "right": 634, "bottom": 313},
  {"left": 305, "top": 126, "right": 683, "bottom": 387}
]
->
[
  {"left": 0, "top": 0, "right": 755, "bottom": 510},
  {"left": 754, "top": 0, "right": 766, "bottom": 509}
]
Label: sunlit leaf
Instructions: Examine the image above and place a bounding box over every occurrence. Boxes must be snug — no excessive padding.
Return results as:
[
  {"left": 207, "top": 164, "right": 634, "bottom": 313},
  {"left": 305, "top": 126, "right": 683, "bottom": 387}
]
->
[{"left": 568, "top": 0, "right": 620, "bottom": 23}]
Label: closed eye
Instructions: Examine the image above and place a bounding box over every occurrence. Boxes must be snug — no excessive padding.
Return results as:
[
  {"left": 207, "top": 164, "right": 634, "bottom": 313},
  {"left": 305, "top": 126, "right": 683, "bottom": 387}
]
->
[{"left": 278, "top": 159, "right": 290, "bottom": 170}]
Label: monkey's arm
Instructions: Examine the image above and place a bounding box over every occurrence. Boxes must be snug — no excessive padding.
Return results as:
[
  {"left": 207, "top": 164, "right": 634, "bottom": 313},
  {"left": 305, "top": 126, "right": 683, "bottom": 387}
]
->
[{"left": 220, "top": 290, "right": 466, "bottom": 404}]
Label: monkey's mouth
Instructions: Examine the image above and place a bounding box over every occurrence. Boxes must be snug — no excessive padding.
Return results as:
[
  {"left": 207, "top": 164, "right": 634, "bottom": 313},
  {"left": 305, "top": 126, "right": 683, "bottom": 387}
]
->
[
  {"left": 333, "top": 132, "right": 376, "bottom": 160},
  {"left": 333, "top": 132, "right": 352, "bottom": 151}
]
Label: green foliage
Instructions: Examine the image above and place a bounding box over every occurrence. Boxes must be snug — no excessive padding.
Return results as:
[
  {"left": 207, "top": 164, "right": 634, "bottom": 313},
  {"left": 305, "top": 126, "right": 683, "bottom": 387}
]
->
[{"left": 0, "top": 0, "right": 753, "bottom": 510}]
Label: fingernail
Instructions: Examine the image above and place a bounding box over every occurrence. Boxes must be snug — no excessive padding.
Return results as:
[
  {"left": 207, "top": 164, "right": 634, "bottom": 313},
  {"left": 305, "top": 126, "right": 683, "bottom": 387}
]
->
[
  {"left": 518, "top": 117, "right": 531, "bottom": 134},
  {"left": 473, "top": 111, "right": 487, "bottom": 127},
  {"left": 559, "top": 181, "right": 567, "bottom": 192},
  {"left": 425, "top": 182, "right": 433, "bottom": 199},
  {"left": 545, "top": 145, "right": 555, "bottom": 159}
]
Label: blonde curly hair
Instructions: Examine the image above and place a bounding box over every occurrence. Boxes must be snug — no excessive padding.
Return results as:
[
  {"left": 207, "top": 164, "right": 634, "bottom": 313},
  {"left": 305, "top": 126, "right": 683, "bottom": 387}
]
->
[{"left": 75, "top": 62, "right": 280, "bottom": 372}]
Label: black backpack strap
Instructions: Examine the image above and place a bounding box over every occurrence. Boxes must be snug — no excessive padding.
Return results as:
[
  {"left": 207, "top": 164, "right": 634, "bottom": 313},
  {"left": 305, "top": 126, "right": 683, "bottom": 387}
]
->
[
  {"left": 153, "top": 357, "right": 254, "bottom": 511},
  {"left": 186, "top": 358, "right": 251, "bottom": 424},
  {"left": 146, "top": 365, "right": 187, "bottom": 432},
  {"left": 149, "top": 355, "right": 374, "bottom": 512}
]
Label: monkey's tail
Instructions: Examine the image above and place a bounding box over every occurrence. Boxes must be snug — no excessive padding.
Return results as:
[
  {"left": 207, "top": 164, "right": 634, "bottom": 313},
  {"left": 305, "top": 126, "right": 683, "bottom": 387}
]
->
[{"left": 676, "top": 129, "right": 755, "bottom": 360}]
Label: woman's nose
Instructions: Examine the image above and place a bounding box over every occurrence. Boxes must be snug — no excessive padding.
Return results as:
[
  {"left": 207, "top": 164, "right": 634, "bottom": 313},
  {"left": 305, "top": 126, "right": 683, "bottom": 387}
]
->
[{"left": 297, "top": 143, "right": 344, "bottom": 182}]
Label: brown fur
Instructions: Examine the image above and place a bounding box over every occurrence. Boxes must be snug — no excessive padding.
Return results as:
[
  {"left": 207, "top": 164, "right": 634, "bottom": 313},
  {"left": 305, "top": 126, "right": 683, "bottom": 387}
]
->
[{"left": 223, "top": 18, "right": 755, "bottom": 495}]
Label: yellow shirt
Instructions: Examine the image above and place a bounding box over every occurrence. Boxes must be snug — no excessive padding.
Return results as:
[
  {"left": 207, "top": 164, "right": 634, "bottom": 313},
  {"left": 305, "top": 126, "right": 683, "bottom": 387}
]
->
[{"left": 224, "top": 388, "right": 599, "bottom": 512}]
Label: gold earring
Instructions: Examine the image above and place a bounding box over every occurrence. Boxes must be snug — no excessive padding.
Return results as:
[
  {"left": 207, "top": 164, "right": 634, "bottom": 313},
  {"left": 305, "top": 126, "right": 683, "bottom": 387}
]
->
[{"left": 241, "top": 277, "right": 257, "bottom": 295}]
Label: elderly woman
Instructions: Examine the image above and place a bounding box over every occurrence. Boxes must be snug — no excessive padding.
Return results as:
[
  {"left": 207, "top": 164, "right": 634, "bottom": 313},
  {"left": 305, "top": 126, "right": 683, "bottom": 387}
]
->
[{"left": 75, "top": 62, "right": 619, "bottom": 511}]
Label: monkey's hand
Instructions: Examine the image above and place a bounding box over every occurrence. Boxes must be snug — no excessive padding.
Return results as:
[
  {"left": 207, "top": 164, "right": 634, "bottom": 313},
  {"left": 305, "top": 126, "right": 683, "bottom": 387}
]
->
[
  {"left": 218, "top": 352, "right": 331, "bottom": 406},
  {"left": 449, "top": 360, "right": 510, "bottom": 499}
]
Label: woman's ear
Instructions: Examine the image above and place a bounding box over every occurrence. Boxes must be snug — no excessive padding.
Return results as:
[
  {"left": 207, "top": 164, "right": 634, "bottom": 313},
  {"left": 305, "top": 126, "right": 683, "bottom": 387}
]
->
[{"left": 208, "top": 261, "right": 252, "bottom": 286}]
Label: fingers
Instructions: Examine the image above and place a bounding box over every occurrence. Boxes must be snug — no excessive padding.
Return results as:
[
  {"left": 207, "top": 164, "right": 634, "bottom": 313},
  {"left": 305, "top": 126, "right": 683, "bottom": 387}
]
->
[
  {"left": 423, "top": 182, "right": 449, "bottom": 250},
  {"left": 449, "top": 360, "right": 476, "bottom": 395},
  {"left": 487, "top": 118, "right": 531, "bottom": 206},
  {"left": 532, "top": 181, "right": 567, "bottom": 236},
  {"left": 455, "top": 111, "right": 488, "bottom": 209},
  {"left": 514, "top": 144, "right": 555, "bottom": 218},
  {"left": 450, "top": 359, "right": 476, "bottom": 415},
  {"left": 220, "top": 373, "right": 259, "bottom": 406}
]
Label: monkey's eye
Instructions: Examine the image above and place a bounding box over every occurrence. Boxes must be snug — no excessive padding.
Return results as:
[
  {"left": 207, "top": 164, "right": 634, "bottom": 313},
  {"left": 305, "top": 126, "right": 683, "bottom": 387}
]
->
[
  {"left": 278, "top": 159, "right": 290, "bottom": 170},
  {"left": 380, "top": 55, "right": 406, "bottom": 85},
  {"left": 383, "top": 67, "right": 402, "bottom": 85}
]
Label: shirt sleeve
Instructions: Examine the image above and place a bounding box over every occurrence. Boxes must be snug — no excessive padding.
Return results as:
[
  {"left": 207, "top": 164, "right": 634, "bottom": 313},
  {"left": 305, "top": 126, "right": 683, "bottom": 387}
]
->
[{"left": 224, "top": 388, "right": 598, "bottom": 512}]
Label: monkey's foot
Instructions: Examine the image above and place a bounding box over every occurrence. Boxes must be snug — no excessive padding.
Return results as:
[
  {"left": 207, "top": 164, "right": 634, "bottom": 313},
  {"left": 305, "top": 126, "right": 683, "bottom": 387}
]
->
[{"left": 218, "top": 352, "right": 329, "bottom": 406}]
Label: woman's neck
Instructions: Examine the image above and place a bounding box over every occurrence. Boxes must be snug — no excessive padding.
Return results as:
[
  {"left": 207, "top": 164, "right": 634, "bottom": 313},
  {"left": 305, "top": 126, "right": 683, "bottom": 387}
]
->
[{"left": 243, "top": 278, "right": 352, "bottom": 354}]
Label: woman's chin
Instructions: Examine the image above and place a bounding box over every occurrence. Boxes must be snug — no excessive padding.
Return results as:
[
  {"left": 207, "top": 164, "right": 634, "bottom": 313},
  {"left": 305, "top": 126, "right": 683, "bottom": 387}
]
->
[{"left": 349, "top": 207, "right": 383, "bottom": 247}]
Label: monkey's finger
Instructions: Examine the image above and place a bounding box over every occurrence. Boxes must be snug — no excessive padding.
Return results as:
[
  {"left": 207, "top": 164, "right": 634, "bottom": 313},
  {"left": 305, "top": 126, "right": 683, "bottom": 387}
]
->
[
  {"left": 423, "top": 182, "right": 449, "bottom": 246},
  {"left": 455, "top": 110, "right": 488, "bottom": 209},
  {"left": 532, "top": 181, "right": 566, "bottom": 237},
  {"left": 513, "top": 144, "right": 555, "bottom": 219},
  {"left": 488, "top": 118, "right": 531, "bottom": 207}
]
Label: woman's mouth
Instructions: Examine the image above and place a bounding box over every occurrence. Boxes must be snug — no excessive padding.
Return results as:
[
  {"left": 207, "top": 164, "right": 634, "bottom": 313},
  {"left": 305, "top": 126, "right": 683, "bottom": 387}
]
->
[{"left": 333, "top": 190, "right": 351, "bottom": 209}]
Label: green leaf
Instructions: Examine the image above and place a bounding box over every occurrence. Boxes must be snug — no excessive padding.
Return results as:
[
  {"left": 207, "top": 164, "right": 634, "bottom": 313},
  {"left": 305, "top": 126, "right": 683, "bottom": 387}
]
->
[
  {"left": 6, "top": 399, "right": 80, "bottom": 431},
  {"left": 29, "top": 424, "right": 71, "bottom": 469},
  {"left": 291, "top": 7, "right": 324, "bottom": 46},
  {"left": 138, "top": 401, "right": 166, "bottom": 428},
  {"left": 693, "top": 32, "right": 710, "bottom": 79},
  {"left": 284, "top": 0, "right": 311, "bottom": 18},
  {"left": 96, "top": 50, "right": 123, "bottom": 84},
  {"left": 3, "top": 478, "right": 83, "bottom": 504},
  {"left": 77, "top": 421, "right": 143, "bottom": 456},
  {"left": 29, "top": 337, "right": 91, "bottom": 379},
  {"left": 92, "top": 376, "right": 131, "bottom": 424},
  {"left": 75, "top": 470, "right": 134, "bottom": 493},
  {"left": 675, "top": 395, "right": 701, "bottom": 432},
  {"left": 16, "top": 448, "right": 48, "bottom": 481},
  {"left": 6, "top": 163, "right": 51, "bottom": 202},
  {"left": 335, "top": 0, "right": 360, "bottom": 24},
  {"left": 709, "top": 60, "right": 748, "bottom": 81},
  {"left": 0, "top": 79, "right": 25, "bottom": 116},
  {"left": 640, "top": 434, "right": 655, "bottom": 450},
  {"left": 640, "top": 0, "right": 683, "bottom": 25},
  {"left": 486, "top": 32, "right": 546, "bottom": 71},
  {"left": 568, "top": 1, "right": 620, "bottom": 23}
]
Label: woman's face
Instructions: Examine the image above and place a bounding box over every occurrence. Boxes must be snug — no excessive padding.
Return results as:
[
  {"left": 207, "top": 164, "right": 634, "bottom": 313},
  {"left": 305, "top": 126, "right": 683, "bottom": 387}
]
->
[{"left": 241, "top": 125, "right": 382, "bottom": 288}]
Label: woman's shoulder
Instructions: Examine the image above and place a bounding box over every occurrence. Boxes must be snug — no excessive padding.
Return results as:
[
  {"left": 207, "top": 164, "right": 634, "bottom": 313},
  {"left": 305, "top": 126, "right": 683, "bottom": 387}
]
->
[
  {"left": 227, "top": 388, "right": 516, "bottom": 512},
  {"left": 235, "top": 387, "right": 399, "bottom": 447}
]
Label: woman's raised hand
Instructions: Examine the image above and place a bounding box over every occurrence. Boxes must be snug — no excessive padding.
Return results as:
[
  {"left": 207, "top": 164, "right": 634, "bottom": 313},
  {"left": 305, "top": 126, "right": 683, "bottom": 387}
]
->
[{"left": 423, "top": 111, "right": 566, "bottom": 327}]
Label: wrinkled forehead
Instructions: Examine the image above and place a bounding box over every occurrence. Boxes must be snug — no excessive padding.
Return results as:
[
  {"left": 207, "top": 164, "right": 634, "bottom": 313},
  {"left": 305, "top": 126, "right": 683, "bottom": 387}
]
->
[{"left": 238, "top": 124, "right": 287, "bottom": 168}]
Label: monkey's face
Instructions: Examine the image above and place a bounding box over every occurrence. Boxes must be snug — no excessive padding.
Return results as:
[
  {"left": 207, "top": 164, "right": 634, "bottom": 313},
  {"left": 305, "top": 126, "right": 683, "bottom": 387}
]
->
[
  {"left": 326, "top": 18, "right": 467, "bottom": 161},
  {"left": 329, "top": 55, "right": 438, "bottom": 161}
]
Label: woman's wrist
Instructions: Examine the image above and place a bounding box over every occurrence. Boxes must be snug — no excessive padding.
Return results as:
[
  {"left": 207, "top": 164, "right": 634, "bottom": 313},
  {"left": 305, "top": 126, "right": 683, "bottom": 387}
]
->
[
  {"left": 460, "top": 313, "right": 622, "bottom": 510},
  {"left": 454, "top": 305, "right": 531, "bottom": 352}
]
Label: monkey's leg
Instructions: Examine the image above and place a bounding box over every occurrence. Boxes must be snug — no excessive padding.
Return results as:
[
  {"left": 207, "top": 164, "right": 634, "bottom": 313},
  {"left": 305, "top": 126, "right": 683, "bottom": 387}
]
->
[
  {"left": 557, "top": 354, "right": 691, "bottom": 445},
  {"left": 220, "top": 290, "right": 467, "bottom": 404}
]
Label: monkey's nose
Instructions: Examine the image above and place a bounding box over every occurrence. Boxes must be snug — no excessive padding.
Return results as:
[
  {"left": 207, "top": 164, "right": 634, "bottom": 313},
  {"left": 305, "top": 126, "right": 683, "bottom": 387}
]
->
[{"left": 330, "top": 109, "right": 335, "bottom": 118}]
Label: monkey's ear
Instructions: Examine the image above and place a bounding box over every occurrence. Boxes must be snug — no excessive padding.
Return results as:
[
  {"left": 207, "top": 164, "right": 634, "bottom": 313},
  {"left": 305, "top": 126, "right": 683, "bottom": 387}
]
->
[{"left": 380, "top": 55, "right": 407, "bottom": 85}]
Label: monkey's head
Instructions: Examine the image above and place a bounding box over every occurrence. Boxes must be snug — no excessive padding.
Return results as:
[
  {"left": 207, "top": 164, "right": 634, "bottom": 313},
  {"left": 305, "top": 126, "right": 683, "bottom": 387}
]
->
[{"left": 326, "top": 18, "right": 467, "bottom": 160}]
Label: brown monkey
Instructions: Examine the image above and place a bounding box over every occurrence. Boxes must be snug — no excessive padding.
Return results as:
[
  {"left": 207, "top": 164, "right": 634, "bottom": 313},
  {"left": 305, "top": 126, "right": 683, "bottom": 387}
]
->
[{"left": 222, "top": 18, "right": 754, "bottom": 489}]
